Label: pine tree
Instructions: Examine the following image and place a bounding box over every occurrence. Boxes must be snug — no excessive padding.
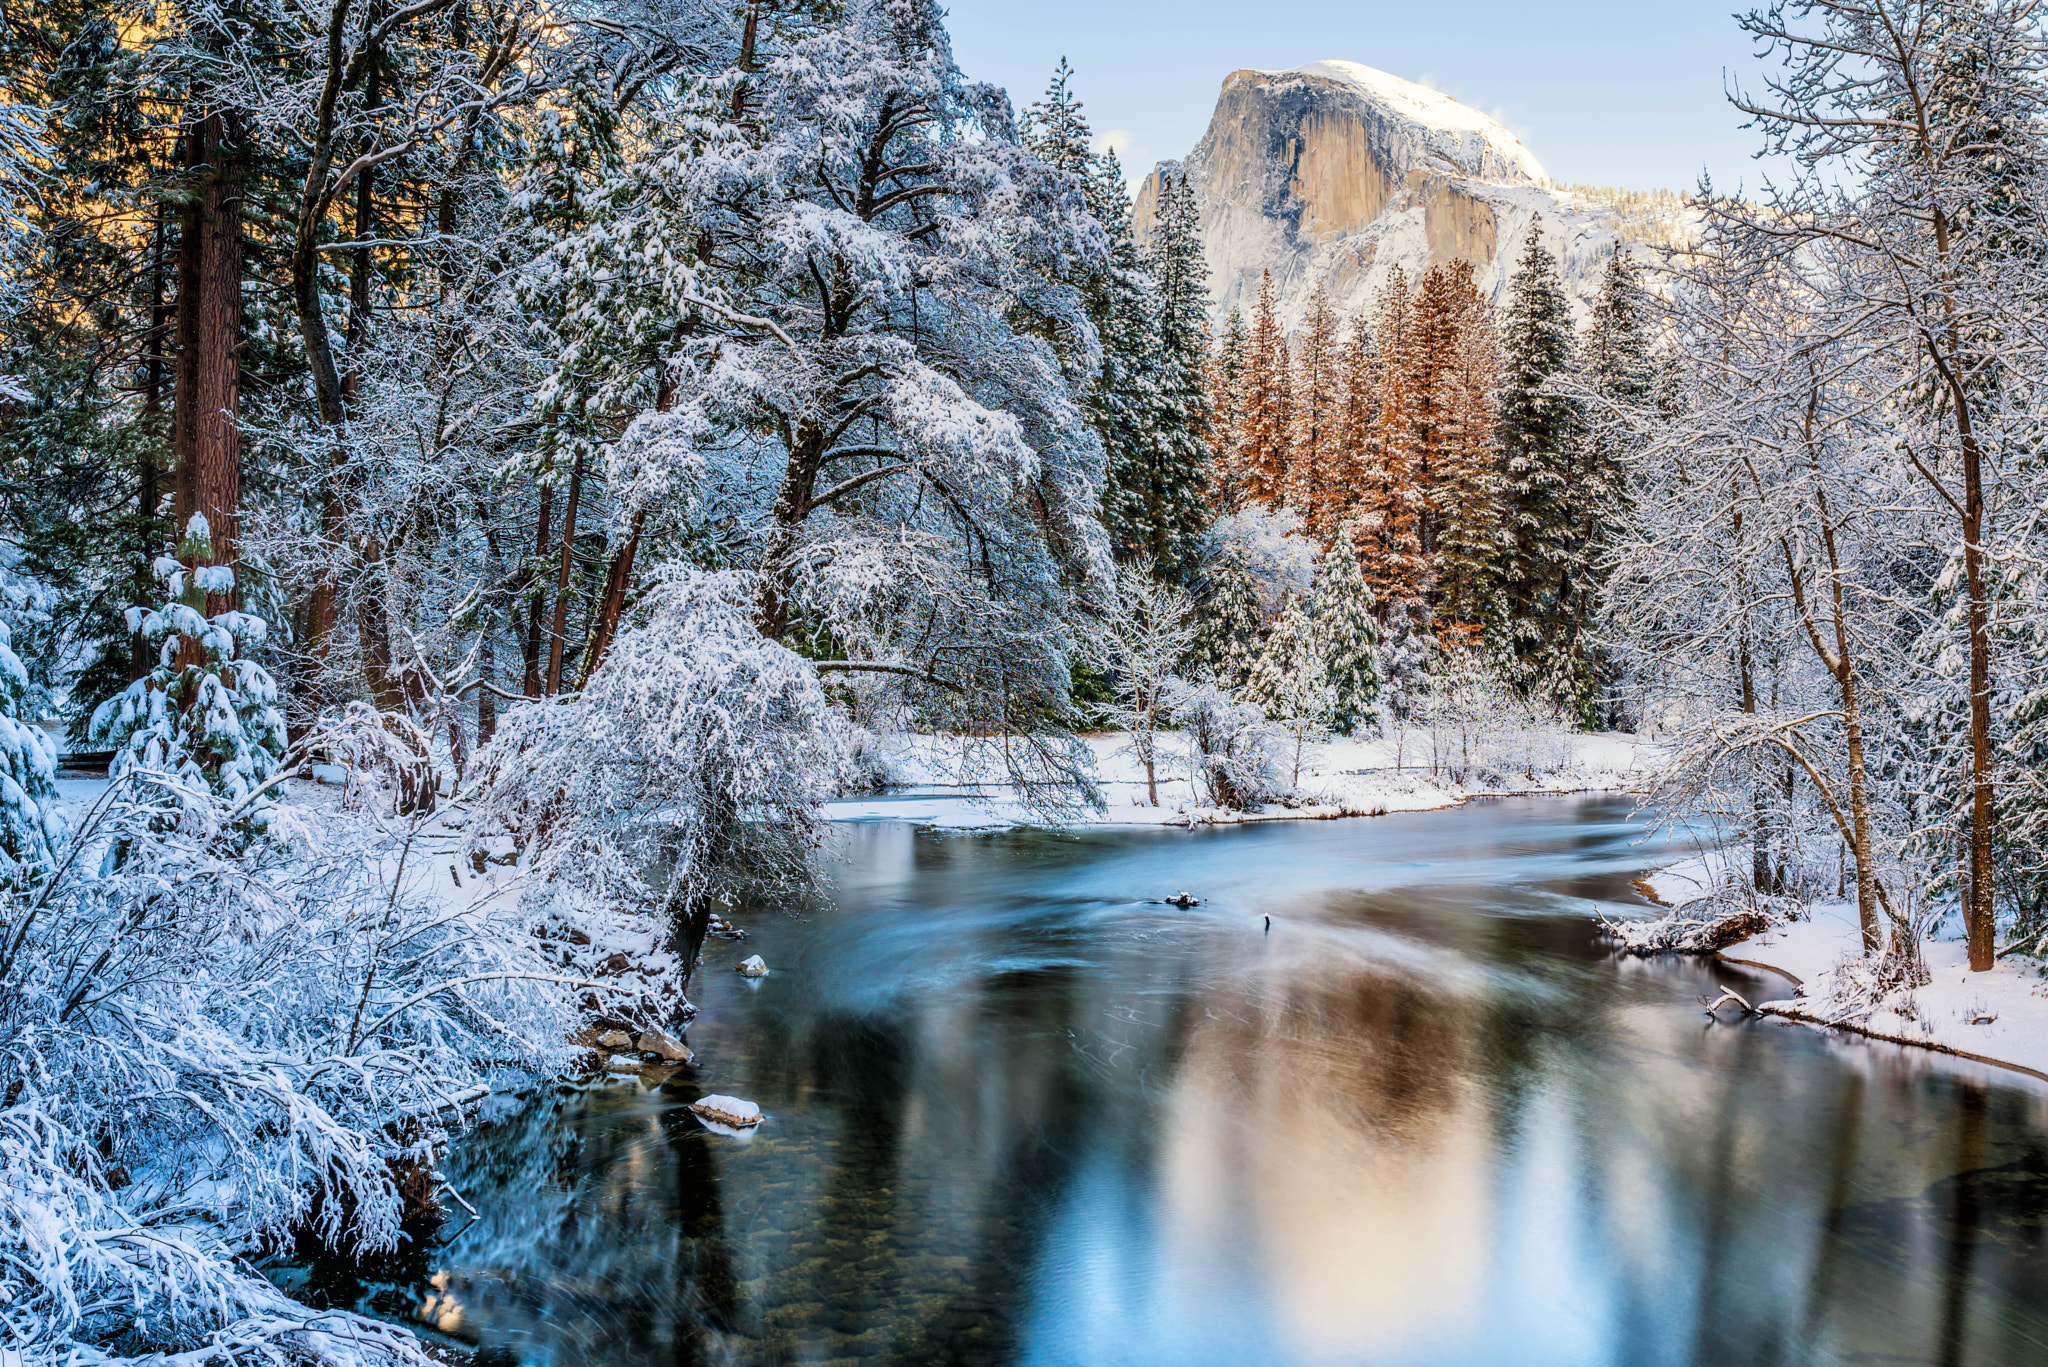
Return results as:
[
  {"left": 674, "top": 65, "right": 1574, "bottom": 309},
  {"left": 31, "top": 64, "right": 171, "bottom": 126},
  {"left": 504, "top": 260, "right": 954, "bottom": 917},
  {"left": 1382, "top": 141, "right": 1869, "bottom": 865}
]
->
[
  {"left": 1356, "top": 269, "right": 1427, "bottom": 616},
  {"left": 1432, "top": 261, "right": 1504, "bottom": 634},
  {"left": 1559, "top": 248, "right": 1653, "bottom": 725},
  {"left": 1312, "top": 527, "right": 1381, "bottom": 735},
  {"left": 1241, "top": 598, "right": 1332, "bottom": 785},
  {"left": 1239, "top": 270, "right": 1293, "bottom": 509},
  {"left": 1291, "top": 283, "right": 1345, "bottom": 539},
  {"left": 90, "top": 515, "right": 288, "bottom": 820},
  {"left": 1494, "top": 218, "right": 1583, "bottom": 692},
  {"left": 1195, "top": 559, "right": 1265, "bottom": 692},
  {"left": 1332, "top": 313, "right": 1379, "bottom": 533},
  {"left": 1207, "top": 308, "right": 1250, "bottom": 511},
  {"left": 0, "top": 605, "right": 63, "bottom": 882},
  {"left": 1025, "top": 67, "right": 1166, "bottom": 579},
  {"left": 1141, "top": 171, "right": 1218, "bottom": 583}
]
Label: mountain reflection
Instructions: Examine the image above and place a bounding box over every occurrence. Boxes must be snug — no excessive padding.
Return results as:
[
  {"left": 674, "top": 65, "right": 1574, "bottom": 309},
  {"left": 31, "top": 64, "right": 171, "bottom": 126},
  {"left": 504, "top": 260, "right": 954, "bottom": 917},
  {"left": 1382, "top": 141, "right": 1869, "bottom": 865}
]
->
[{"left": 281, "top": 798, "right": 2048, "bottom": 1367}]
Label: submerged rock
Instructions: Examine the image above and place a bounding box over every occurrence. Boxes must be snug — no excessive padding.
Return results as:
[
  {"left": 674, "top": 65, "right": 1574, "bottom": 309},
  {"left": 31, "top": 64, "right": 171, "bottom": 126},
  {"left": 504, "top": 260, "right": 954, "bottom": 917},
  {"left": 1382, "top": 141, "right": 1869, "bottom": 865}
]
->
[
  {"left": 691, "top": 1094, "right": 762, "bottom": 1129},
  {"left": 736, "top": 954, "right": 769, "bottom": 978}
]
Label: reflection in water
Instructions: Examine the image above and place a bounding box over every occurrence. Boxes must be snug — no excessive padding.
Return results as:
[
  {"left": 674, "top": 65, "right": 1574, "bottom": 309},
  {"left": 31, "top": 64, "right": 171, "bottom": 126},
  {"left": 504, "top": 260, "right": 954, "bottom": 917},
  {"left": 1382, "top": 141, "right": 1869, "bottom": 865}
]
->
[{"left": 272, "top": 798, "right": 2048, "bottom": 1366}]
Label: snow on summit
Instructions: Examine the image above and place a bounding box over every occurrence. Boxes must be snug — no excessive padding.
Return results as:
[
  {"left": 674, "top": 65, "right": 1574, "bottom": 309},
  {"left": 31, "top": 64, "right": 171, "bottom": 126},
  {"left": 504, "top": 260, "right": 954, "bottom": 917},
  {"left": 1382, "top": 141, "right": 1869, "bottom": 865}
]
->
[{"left": 1272, "top": 60, "right": 1547, "bottom": 183}]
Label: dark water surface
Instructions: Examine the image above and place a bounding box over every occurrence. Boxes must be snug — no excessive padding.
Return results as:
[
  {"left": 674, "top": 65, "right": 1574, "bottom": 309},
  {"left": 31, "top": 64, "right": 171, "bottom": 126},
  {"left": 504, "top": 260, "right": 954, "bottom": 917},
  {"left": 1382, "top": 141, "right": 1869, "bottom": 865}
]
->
[{"left": 284, "top": 797, "right": 2048, "bottom": 1366}]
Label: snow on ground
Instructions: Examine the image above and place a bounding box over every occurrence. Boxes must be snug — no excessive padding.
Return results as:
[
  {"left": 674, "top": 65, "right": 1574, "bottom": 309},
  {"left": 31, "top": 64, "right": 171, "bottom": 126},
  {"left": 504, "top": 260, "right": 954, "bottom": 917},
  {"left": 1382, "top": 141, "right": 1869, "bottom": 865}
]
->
[
  {"left": 1636, "top": 845, "right": 2048, "bottom": 1083},
  {"left": 826, "top": 727, "right": 1657, "bottom": 829},
  {"left": 1730, "top": 904, "right": 2048, "bottom": 1082}
]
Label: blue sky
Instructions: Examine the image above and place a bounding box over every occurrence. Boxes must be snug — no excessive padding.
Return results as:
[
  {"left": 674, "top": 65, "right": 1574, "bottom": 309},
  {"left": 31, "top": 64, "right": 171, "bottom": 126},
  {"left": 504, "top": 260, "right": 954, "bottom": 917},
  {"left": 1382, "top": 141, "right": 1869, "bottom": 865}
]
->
[{"left": 945, "top": 0, "right": 1779, "bottom": 194}]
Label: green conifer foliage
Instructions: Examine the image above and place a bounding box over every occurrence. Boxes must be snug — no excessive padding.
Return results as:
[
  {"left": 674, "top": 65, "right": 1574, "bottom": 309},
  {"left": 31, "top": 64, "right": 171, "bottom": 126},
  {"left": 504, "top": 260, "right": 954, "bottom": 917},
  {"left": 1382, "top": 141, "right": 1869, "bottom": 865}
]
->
[
  {"left": 1141, "top": 171, "right": 1218, "bottom": 583},
  {"left": 1494, "top": 218, "right": 1583, "bottom": 693},
  {"left": 90, "top": 517, "right": 287, "bottom": 818},
  {"left": 1195, "top": 560, "right": 1265, "bottom": 692},
  {"left": 1312, "top": 528, "right": 1381, "bottom": 735}
]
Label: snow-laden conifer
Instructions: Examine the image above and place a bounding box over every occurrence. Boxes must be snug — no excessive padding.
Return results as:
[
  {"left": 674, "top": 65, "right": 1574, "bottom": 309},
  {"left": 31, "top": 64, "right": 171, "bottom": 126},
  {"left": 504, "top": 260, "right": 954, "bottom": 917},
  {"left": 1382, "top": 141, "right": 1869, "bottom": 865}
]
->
[
  {"left": 1494, "top": 218, "right": 1583, "bottom": 692},
  {"left": 89, "top": 517, "right": 287, "bottom": 819},
  {"left": 1243, "top": 598, "right": 1333, "bottom": 786},
  {"left": 0, "top": 609, "right": 62, "bottom": 883},
  {"left": 1312, "top": 528, "right": 1381, "bottom": 736}
]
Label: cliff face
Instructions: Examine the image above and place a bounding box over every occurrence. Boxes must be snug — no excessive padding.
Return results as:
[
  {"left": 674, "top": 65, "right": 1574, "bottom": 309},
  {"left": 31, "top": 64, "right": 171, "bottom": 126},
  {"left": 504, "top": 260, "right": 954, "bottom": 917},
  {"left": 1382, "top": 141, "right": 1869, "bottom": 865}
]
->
[{"left": 1137, "top": 62, "right": 1669, "bottom": 330}]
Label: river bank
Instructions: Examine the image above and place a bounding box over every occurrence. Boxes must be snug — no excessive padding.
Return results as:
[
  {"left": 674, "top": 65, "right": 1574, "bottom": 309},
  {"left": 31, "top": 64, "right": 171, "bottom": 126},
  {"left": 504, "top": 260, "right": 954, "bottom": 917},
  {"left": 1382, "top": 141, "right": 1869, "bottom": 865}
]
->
[
  {"left": 828, "top": 727, "right": 1656, "bottom": 828},
  {"left": 1645, "top": 855, "right": 2048, "bottom": 1084}
]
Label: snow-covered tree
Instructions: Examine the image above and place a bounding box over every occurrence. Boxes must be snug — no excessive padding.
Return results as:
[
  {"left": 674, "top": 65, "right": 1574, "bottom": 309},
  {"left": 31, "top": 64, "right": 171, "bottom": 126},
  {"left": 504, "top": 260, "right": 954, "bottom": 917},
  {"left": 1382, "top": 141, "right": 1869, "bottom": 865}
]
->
[
  {"left": 1103, "top": 560, "right": 1197, "bottom": 804},
  {"left": 1312, "top": 528, "right": 1381, "bottom": 736},
  {"left": 1243, "top": 598, "right": 1333, "bottom": 786},
  {"left": 1141, "top": 169, "right": 1218, "bottom": 582},
  {"left": 89, "top": 517, "right": 288, "bottom": 824},
  {"left": 474, "top": 567, "right": 848, "bottom": 967},
  {"left": 0, "top": 610, "right": 62, "bottom": 883},
  {"left": 1494, "top": 218, "right": 1583, "bottom": 691}
]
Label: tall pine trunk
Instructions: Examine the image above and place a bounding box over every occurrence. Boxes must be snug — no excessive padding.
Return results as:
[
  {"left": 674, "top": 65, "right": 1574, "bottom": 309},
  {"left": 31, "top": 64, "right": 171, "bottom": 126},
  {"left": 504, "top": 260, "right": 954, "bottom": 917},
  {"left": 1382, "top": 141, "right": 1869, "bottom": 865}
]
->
[{"left": 173, "top": 107, "right": 243, "bottom": 658}]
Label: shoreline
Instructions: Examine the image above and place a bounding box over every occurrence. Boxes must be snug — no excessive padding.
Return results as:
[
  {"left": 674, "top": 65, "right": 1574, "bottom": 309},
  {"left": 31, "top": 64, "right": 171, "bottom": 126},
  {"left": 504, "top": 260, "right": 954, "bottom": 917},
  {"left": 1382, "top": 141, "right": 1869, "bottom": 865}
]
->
[{"left": 1644, "top": 856, "right": 2048, "bottom": 1087}]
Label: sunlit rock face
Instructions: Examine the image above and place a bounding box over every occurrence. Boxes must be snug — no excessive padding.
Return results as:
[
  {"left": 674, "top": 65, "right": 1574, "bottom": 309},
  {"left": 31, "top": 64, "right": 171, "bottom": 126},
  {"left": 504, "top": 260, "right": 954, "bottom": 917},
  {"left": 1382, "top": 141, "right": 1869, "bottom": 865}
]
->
[{"left": 1136, "top": 61, "right": 1663, "bottom": 329}]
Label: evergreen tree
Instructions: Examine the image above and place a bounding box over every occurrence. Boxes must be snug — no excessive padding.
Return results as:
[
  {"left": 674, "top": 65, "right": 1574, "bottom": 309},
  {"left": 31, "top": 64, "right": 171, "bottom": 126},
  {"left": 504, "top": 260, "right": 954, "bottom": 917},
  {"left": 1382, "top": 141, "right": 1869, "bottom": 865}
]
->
[
  {"left": 90, "top": 516, "right": 288, "bottom": 821},
  {"left": 1427, "top": 261, "right": 1504, "bottom": 634},
  {"left": 1242, "top": 598, "right": 1331, "bottom": 785},
  {"left": 1494, "top": 218, "right": 1584, "bottom": 692},
  {"left": 1312, "top": 528, "right": 1381, "bottom": 735},
  {"left": 1239, "top": 270, "right": 1293, "bottom": 509},
  {"left": 1291, "top": 283, "right": 1344, "bottom": 539},
  {"left": 1560, "top": 248, "right": 1653, "bottom": 725},
  {"left": 1356, "top": 269, "right": 1426, "bottom": 615},
  {"left": 1208, "top": 308, "right": 1251, "bottom": 511},
  {"left": 1140, "top": 171, "right": 1218, "bottom": 583},
  {"left": 1195, "top": 559, "right": 1265, "bottom": 692},
  {"left": 0, "top": 604, "right": 63, "bottom": 883}
]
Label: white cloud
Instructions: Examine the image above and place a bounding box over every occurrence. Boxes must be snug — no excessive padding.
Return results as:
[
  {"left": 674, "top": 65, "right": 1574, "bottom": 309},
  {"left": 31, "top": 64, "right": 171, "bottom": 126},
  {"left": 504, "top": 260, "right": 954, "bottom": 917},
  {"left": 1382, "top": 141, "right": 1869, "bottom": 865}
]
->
[{"left": 1090, "top": 127, "right": 1140, "bottom": 159}]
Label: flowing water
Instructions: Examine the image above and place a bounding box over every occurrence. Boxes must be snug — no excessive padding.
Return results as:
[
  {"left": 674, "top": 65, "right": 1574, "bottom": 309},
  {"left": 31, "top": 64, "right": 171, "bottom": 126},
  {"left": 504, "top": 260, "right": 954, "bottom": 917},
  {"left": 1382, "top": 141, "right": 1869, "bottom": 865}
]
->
[{"left": 279, "top": 796, "right": 2048, "bottom": 1366}]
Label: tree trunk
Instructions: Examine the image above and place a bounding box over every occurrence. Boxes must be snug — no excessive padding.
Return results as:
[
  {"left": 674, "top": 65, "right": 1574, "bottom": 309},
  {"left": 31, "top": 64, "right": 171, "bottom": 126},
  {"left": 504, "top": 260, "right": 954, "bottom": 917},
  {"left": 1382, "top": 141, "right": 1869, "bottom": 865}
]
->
[
  {"left": 134, "top": 202, "right": 170, "bottom": 681},
  {"left": 544, "top": 450, "right": 587, "bottom": 695},
  {"left": 173, "top": 107, "right": 242, "bottom": 636},
  {"left": 582, "top": 508, "right": 646, "bottom": 685},
  {"left": 1961, "top": 433, "right": 1996, "bottom": 969},
  {"left": 523, "top": 482, "right": 553, "bottom": 696}
]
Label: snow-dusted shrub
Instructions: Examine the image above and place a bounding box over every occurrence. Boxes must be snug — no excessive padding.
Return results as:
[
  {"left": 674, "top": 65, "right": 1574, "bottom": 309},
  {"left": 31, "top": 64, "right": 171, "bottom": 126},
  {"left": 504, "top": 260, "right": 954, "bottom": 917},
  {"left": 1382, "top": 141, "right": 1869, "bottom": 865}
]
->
[
  {"left": 471, "top": 568, "right": 848, "bottom": 960},
  {"left": 0, "top": 768, "right": 591, "bottom": 1367},
  {"left": 88, "top": 521, "right": 287, "bottom": 827},
  {"left": 1171, "top": 683, "right": 1290, "bottom": 810}
]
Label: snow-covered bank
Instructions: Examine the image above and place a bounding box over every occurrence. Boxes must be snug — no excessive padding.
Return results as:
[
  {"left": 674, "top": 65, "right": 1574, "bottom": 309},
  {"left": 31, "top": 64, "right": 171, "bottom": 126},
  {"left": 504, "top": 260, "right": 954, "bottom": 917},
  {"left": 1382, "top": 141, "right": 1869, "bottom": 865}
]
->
[
  {"left": 1726, "top": 905, "right": 2048, "bottom": 1083},
  {"left": 828, "top": 728, "right": 1657, "bottom": 829},
  {"left": 1636, "top": 853, "right": 2048, "bottom": 1083}
]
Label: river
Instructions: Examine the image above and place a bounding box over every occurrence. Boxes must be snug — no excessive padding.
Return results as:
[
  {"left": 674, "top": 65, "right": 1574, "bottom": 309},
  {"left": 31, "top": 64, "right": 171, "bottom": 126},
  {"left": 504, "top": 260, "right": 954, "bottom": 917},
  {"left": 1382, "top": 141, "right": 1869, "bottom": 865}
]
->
[{"left": 277, "top": 795, "right": 2048, "bottom": 1366}]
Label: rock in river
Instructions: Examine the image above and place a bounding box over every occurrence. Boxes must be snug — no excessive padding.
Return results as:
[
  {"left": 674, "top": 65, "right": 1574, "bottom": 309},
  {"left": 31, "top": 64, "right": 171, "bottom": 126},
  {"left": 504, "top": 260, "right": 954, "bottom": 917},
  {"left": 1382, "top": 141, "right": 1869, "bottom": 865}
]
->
[
  {"left": 736, "top": 955, "right": 769, "bottom": 978},
  {"left": 690, "top": 1095, "right": 762, "bottom": 1129},
  {"left": 639, "top": 1027, "right": 693, "bottom": 1064}
]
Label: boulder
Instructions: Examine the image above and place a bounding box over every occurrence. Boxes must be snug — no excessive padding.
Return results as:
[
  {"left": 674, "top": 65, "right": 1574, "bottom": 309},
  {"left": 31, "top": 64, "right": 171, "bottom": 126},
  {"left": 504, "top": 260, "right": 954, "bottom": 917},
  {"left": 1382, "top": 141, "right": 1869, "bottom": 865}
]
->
[
  {"left": 596, "top": 1029, "right": 635, "bottom": 1051},
  {"left": 639, "top": 1027, "right": 693, "bottom": 1064},
  {"left": 690, "top": 1094, "right": 762, "bottom": 1128},
  {"left": 736, "top": 955, "right": 769, "bottom": 978}
]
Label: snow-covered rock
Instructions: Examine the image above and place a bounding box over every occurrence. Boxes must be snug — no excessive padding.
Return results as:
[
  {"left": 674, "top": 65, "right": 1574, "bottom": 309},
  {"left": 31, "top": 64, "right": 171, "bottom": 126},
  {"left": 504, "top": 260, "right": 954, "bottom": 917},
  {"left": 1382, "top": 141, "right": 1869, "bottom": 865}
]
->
[
  {"left": 1134, "top": 60, "right": 1694, "bottom": 331},
  {"left": 690, "top": 1094, "right": 762, "bottom": 1128},
  {"left": 736, "top": 954, "right": 769, "bottom": 978}
]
